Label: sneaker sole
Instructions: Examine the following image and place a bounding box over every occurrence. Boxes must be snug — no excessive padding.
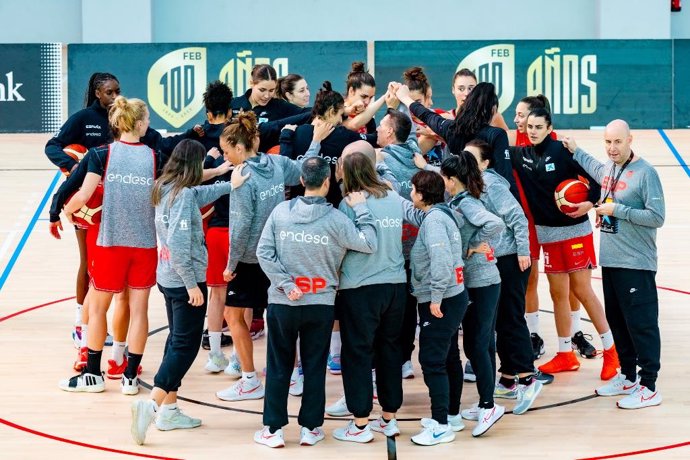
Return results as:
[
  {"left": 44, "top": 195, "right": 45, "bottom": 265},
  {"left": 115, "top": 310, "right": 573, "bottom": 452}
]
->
[
  {"left": 616, "top": 400, "right": 662, "bottom": 410},
  {"left": 156, "top": 421, "right": 202, "bottom": 431},
  {"left": 216, "top": 392, "right": 265, "bottom": 402},
  {"left": 59, "top": 383, "right": 105, "bottom": 393},
  {"left": 328, "top": 369, "right": 342, "bottom": 375},
  {"left": 326, "top": 411, "right": 352, "bottom": 417},
  {"left": 371, "top": 428, "right": 401, "bottom": 437},
  {"left": 411, "top": 433, "right": 455, "bottom": 446},
  {"left": 333, "top": 434, "right": 374, "bottom": 443}
]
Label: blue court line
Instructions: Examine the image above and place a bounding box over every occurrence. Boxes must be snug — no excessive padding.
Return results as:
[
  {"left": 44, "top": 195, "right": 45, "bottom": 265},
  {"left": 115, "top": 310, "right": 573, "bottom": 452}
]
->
[
  {"left": 0, "top": 171, "right": 62, "bottom": 292},
  {"left": 657, "top": 129, "right": 690, "bottom": 178}
]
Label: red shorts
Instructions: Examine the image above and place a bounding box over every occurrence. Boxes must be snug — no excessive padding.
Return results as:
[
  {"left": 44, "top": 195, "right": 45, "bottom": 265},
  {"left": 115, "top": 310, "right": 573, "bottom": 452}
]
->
[
  {"left": 90, "top": 245, "right": 157, "bottom": 292},
  {"left": 206, "top": 226, "right": 229, "bottom": 287},
  {"left": 85, "top": 224, "right": 99, "bottom": 276},
  {"left": 542, "top": 233, "right": 597, "bottom": 274}
]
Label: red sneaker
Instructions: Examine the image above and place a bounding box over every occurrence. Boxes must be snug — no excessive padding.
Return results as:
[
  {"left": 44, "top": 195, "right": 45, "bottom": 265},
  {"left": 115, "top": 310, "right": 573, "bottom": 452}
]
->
[
  {"left": 538, "top": 351, "right": 580, "bottom": 374},
  {"left": 601, "top": 345, "right": 620, "bottom": 381},
  {"left": 106, "top": 358, "right": 142, "bottom": 380},
  {"left": 73, "top": 347, "right": 87, "bottom": 371}
]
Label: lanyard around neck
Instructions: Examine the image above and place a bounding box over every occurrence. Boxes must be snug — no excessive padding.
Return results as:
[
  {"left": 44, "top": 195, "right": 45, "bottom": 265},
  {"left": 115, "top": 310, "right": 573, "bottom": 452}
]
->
[{"left": 602, "top": 151, "right": 634, "bottom": 201}]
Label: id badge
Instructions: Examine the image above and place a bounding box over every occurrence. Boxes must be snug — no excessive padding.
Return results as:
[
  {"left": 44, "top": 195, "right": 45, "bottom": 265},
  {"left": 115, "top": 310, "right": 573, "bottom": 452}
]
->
[{"left": 599, "top": 197, "right": 618, "bottom": 234}]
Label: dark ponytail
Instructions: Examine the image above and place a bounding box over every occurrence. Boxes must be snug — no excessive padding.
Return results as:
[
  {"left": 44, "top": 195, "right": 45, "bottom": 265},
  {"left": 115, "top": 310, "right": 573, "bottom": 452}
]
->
[
  {"left": 440, "top": 151, "right": 485, "bottom": 199},
  {"left": 346, "top": 61, "right": 375, "bottom": 92},
  {"left": 520, "top": 94, "right": 551, "bottom": 113},
  {"left": 312, "top": 81, "right": 344, "bottom": 119}
]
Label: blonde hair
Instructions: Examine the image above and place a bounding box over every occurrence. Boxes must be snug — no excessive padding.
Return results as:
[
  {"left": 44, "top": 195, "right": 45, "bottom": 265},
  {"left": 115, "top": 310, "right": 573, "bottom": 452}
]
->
[{"left": 109, "top": 95, "right": 147, "bottom": 134}]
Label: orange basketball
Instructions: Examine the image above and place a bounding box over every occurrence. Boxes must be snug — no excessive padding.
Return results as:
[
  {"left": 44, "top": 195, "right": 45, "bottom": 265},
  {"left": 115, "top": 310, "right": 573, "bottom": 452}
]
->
[
  {"left": 266, "top": 145, "right": 281, "bottom": 155},
  {"left": 554, "top": 178, "right": 590, "bottom": 213},
  {"left": 65, "top": 183, "right": 103, "bottom": 228},
  {"left": 60, "top": 144, "right": 88, "bottom": 176}
]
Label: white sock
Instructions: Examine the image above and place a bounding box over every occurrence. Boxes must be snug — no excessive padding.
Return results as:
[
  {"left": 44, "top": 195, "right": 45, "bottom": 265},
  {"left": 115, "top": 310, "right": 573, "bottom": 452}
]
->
[
  {"left": 209, "top": 331, "right": 222, "bottom": 355},
  {"left": 80, "top": 324, "right": 88, "bottom": 348},
  {"left": 75, "top": 304, "right": 82, "bottom": 326},
  {"left": 160, "top": 402, "right": 178, "bottom": 412},
  {"left": 558, "top": 337, "right": 572, "bottom": 353},
  {"left": 150, "top": 400, "right": 159, "bottom": 412},
  {"left": 112, "top": 341, "right": 127, "bottom": 365},
  {"left": 525, "top": 312, "right": 539, "bottom": 334},
  {"left": 242, "top": 371, "right": 258, "bottom": 383},
  {"left": 570, "top": 309, "right": 581, "bottom": 337},
  {"left": 600, "top": 330, "right": 614, "bottom": 350},
  {"left": 330, "top": 331, "right": 341, "bottom": 357}
]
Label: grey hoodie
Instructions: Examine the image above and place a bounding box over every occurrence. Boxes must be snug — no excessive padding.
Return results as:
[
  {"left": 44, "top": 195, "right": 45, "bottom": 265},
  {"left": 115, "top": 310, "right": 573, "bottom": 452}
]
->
[
  {"left": 338, "top": 190, "right": 406, "bottom": 289},
  {"left": 408, "top": 203, "right": 466, "bottom": 304},
  {"left": 156, "top": 182, "right": 232, "bottom": 289},
  {"left": 448, "top": 191, "right": 505, "bottom": 288},
  {"left": 227, "top": 153, "right": 303, "bottom": 272},
  {"left": 257, "top": 196, "right": 378, "bottom": 306},
  {"left": 480, "top": 169, "right": 530, "bottom": 258},
  {"left": 381, "top": 140, "right": 423, "bottom": 259}
]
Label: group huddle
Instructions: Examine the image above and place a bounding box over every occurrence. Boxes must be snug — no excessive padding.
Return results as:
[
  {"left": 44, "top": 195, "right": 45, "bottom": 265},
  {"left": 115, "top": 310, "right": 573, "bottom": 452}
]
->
[{"left": 46, "top": 61, "right": 665, "bottom": 449}]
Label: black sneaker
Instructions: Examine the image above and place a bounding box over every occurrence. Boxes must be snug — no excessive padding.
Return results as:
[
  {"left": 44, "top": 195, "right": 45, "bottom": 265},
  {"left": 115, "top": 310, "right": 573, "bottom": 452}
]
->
[
  {"left": 533, "top": 370, "right": 554, "bottom": 385},
  {"left": 571, "top": 331, "right": 597, "bottom": 359},
  {"left": 531, "top": 333, "right": 545, "bottom": 360},
  {"left": 201, "top": 329, "right": 233, "bottom": 350}
]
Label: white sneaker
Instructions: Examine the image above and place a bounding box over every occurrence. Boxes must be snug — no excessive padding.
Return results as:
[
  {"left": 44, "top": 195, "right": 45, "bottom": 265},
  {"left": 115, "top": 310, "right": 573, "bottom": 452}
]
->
[
  {"left": 325, "top": 395, "right": 351, "bottom": 417},
  {"left": 370, "top": 417, "right": 400, "bottom": 437},
  {"left": 58, "top": 372, "right": 105, "bottom": 393},
  {"left": 121, "top": 376, "right": 139, "bottom": 395},
  {"left": 514, "top": 380, "right": 543, "bottom": 415},
  {"left": 616, "top": 385, "right": 662, "bottom": 409},
  {"left": 224, "top": 355, "right": 242, "bottom": 379},
  {"left": 463, "top": 361, "right": 476, "bottom": 383},
  {"left": 373, "top": 380, "right": 379, "bottom": 406},
  {"left": 254, "top": 426, "right": 285, "bottom": 448},
  {"left": 472, "top": 404, "right": 505, "bottom": 437},
  {"left": 205, "top": 352, "right": 229, "bottom": 373},
  {"left": 216, "top": 378, "right": 264, "bottom": 401},
  {"left": 421, "top": 413, "right": 465, "bottom": 432},
  {"left": 332, "top": 420, "right": 374, "bottom": 443},
  {"left": 300, "top": 426, "right": 325, "bottom": 446},
  {"left": 130, "top": 399, "right": 156, "bottom": 445},
  {"left": 596, "top": 373, "right": 640, "bottom": 396},
  {"left": 460, "top": 403, "right": 478, "bottom": 421},
  {"left": 289, "top": 367, "right": 304, "bottom": 396},
  {"left": 411, "top": 419, "right": 455, "bottom": 446},
  {"left": 402, "top": 360, "right": 415, "bottom": 379},
  {"left": 155, "top": 407, "right": 201, "bottom": 431}
]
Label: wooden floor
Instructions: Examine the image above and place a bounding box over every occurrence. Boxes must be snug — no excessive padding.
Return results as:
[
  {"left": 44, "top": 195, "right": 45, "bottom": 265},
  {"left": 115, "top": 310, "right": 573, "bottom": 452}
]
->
[{"left": 0, "top": 130, "right": 689, "bottom": 460}]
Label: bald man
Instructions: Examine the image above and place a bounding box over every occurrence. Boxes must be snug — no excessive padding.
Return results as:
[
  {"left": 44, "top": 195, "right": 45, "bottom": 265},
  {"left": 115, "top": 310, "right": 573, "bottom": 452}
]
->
[
  {"left": 563, "top": 120, "right": 665, "bottom": 409},
  {"left": 336, "top": 140, "right": 399, "bottom": 192}
]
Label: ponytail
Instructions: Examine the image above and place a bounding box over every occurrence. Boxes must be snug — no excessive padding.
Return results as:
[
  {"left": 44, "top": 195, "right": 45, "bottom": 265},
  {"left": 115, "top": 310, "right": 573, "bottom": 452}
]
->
[
  {"left": 108, "top": 96, "right": 147, "bottom": 134},
  {"left": 440, "top": 151, "right": 485, "bottom": 199},
  {"left": 221, "top": 111, "right": 259, "bottom": 150}
]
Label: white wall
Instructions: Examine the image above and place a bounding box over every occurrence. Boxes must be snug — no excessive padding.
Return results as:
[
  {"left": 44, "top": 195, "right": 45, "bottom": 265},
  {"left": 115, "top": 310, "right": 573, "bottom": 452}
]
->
[
  {"left": 82, "top": 0, "right": 152, "bottom": 43},
  {"left": 0, "top": 0, "right": 82, "bottom": 43}
]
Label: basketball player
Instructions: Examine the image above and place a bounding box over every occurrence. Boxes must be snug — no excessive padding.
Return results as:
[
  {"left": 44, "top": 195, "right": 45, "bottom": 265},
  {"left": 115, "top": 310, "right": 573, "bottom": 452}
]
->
[
  {"left": 446, "top": 68, "right": 510, "bottom": 133},
  {"left": 276, "top": 74, "right": 311, "bottom": 108}
]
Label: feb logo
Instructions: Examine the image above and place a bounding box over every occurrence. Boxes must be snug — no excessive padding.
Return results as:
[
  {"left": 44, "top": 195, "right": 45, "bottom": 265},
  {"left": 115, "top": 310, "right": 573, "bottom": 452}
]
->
[
  {"left": 219, "top": 50, "right": 289, "bottom": 97},
  {"left": 527, "top": 47, "right": 597, "bottom": 114},
  {"left": 147, "top": 47, "right": 207, "bottom": 128},
  {"left": 457, "top": 44, "right": 515, "bottom": 114}
]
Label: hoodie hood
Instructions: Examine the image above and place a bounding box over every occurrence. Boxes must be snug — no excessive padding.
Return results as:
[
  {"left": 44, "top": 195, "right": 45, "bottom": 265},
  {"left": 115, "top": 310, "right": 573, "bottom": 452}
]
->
[
  {"left": 244, "top": 153, "right": 276, "bottom": 180},
  {"left": 430, "top": 203, "right": 463, "bottom": 229},
  {"left": 383, "top": 140, "right": 420, "bottom": 164},
  {"left": 483, "top": 168, "right": 510, "bottom": 189},
  {"left": 288, "top": 196, "right": 333, "bottom": 223}
]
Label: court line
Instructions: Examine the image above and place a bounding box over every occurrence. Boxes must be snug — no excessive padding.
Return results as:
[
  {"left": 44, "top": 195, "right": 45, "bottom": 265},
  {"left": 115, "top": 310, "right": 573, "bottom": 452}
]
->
[
  {"left": 657, "top": 129, "right": 690, "bottom": 178},
  {"left": 576, "top": 441, "right": 690, "bottom": 460},
  {"left": 0, "top": 170, "right": 62, "bottom": 292}
]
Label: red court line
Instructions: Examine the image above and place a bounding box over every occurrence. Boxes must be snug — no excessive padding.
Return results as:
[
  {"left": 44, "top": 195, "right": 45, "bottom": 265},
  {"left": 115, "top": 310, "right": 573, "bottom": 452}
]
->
[
  {"left": 0, "top": 417, "right": 182, "bottom": 460},
  {"left": 0, "top": 296, "right": 76, "bottom": 322},
  {"left": 577, "top": 441, "right": 690, "bottom": 459}
]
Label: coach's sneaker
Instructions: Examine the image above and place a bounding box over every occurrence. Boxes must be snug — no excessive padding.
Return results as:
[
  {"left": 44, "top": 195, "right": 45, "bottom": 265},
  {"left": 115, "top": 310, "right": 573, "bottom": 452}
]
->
[
  {"left": 531, "top": 333, "right": 545, "bottom": 360},
  {"left": 411, "top": 419, "right": 455, "bottom": 446},
  {"left": 254, "top": 426, "right": 285, "bottom": 448},
  {"left": 534, "top": 369, "right": 555, "bottom": 385},
  {"left": 216, "top": 378, "right": 264, "bottom": 401},
  {"left": 73, "top": 347, "right": 87, "bottom": 372},
  {"left": 463, "top": 360, "right": 476, "bottom": 382},
  {"left": 325, "top": 395, "right": 351, "bottom": 417},
  {"left": 156, "top": 406, "right": 201, "bottom": 431},
  {"left": 59, "top": 371, "right": 105, "bottom": 393},
  {"left": 538, "top": 351, "right": 580, "bottom": 374},
  {"left": 461, "top": 402, "right": 479, "bottom": 421},
  {"left": 205, "top": 352, "right": 229, "bottom": 373},
  {"left": 130, "top": 399, "right": 156, "bottom": 445},
  {"left": 596, "top": 373, "right": 640, "bottom": 396},
  {"left": 402, "top": 360, "right": 415, "bottom": 379},
  {"left": 514, "top": 379, "right": 543, "bottom": 415},
  {"left": 601, "top": 345, "right": 620, "bottom": 381},
  {"left": 121, "top": 376, "right": 139, "bottom": 395},
  {"left": 224, "top": 355, "right": 242, "bottom": 379},
  {"left": 616, "top": 385, "right": 662, "bottom": 409},
  {"left": 421, "top": 413, "right": 465, "bottom": 432},
  {"left": 333, "top": 420, "right": 374, "bottom": 443},
  {"left": 300, "top": 426, "right": 325, "bottom": 446},
  {"left": 289, "top": 367, "right": 304, "bottom": 396},
  {"left": 327, "top": 354, "right": 342, "bottom": 375},
  {"left": 572, "top": 331, "right": 597, "bottom": 359},
  {"left": 494, "top": 381, "right": 518, "bottom": 399},
  {"left": 472, "top": 404, "right": 505, "bottom": 437},
  {"left": 371, "top": 417, "right": 400, "bottom": 437}
]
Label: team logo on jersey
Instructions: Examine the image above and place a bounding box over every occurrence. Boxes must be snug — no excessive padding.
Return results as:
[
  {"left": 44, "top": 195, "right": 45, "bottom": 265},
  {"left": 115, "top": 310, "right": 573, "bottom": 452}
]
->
[
  {"left": 457, "top": 44, "right": 515, "bottom": 114},
  {"left": 527, "top": 47, "right": 597, "bottom": 115},
  {"left": 147, "top": 47, "right": 207, "bottom": 128},
  {"left": 219, "top": 50, "right": 289, "bottom": 97}
]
